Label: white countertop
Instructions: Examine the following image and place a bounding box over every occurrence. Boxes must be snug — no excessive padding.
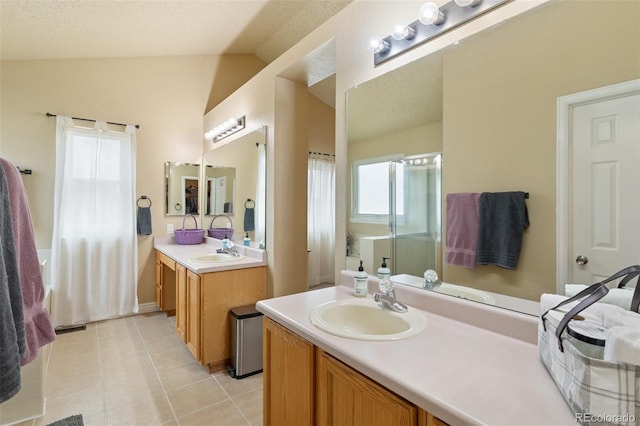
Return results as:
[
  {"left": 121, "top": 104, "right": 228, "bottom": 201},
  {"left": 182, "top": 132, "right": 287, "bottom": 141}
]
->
[
  {"left": 256, "top": 276, "right": 576, "bottom": 426},
  {"left": 154, "top": 236, "right": 267, "bottom": 273}
]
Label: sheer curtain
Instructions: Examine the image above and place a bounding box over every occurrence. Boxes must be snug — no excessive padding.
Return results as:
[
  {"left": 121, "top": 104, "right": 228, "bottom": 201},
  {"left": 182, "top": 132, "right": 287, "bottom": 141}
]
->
[
  {"left": 254, "top": 143, "right": 266, "bottom": 248},
  {"left": 307, "top": 153, "right": 335, "bottom": 287},
  {"left": 51, "top": 116, "right": 138, "bottom": 327}
]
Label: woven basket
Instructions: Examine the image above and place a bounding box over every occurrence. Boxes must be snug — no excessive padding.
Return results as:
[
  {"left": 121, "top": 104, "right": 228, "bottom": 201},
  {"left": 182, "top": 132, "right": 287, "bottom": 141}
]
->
[
  {"left": 175, "top": 215, "right": 204, "bottom": 245},
  {"left": 208, "top": 214, "right": 234, "bottom": 239}
]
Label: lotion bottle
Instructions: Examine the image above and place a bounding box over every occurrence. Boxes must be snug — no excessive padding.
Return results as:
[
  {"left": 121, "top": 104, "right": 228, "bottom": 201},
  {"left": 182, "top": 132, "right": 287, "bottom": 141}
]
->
[
  {"left": 243, "top": 232, "right": 251, "bottom": 247},
  {"left": 354, "top": 260, "right": 368, "bottom": 297},
  {"left": 221, "top": 234, "right": 230, "bottom": 250},
  {"left": 377, "top": 257, "right": 392, "bottom": 294}
]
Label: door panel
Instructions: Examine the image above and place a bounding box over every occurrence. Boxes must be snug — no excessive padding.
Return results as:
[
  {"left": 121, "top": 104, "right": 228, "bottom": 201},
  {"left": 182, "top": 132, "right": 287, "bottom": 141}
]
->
[{"left": 571, "top": 92, "right": 640, "bottom": 284}]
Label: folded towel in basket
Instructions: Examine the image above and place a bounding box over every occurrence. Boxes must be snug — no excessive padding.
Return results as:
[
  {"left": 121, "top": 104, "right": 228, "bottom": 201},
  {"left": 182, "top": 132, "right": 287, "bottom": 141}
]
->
[
  {"left": 566, "top": 284, "right": 636, "bottom": 311},
  {"left": 604, "top": 326, "right": 640, "bottom": 366}
]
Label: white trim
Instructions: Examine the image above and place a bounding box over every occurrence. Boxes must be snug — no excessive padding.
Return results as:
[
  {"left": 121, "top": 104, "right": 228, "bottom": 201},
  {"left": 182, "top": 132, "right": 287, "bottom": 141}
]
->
[
  {"left": 138, "top": 302, "right": 160, "bottom": 314},
  {"left": 556, "top": 79, "right": 640, "bottom": 294}
]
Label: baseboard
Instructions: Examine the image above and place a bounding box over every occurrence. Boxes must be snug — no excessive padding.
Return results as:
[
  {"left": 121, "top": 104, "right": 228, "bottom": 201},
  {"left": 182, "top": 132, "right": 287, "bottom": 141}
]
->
[{"left": 138, "top": 302, "right": 160, "bottom": 314}]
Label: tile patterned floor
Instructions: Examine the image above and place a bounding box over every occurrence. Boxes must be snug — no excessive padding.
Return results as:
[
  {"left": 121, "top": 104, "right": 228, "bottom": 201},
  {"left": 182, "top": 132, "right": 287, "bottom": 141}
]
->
[{"left": 16, "top": 312, "right": 263, "bottom": 426}]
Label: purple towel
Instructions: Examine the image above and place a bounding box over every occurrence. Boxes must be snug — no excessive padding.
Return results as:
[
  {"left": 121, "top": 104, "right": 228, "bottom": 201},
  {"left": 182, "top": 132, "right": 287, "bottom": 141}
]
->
[
  {"left": 0, "top": 158, "right": 56, "bottom": 365},
  {"left": 445, "top": 193, "right": 481, "bottom": 269}
]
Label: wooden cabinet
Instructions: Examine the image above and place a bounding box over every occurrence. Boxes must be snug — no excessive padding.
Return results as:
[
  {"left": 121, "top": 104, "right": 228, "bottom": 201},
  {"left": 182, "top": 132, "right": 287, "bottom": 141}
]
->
[
  {"left": 176, "top": 263, "right": 187, "bottom": 342},
  {"left": 155, "top": 250, "right": 266, "bottom": 372},
  {"left": 263, "top": 318, "right": 449, "bottom": 426},
  {"left": 186, "top": 269, "right": 201, "bottom": 361},
  {"left": 316, "top": 349, "right": 417, "bottom": 426},
  {"left": 263, "top": 317, "right": 315, "bottom": 426},
  {"left": 155, "top": 251, "right": 176, "bottom": 315}
]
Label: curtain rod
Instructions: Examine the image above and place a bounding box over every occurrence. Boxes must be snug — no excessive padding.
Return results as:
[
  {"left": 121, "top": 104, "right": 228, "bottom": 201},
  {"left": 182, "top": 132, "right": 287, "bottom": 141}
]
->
[
  {"left": 46, "top": 112, "right": 140, "bottom": 129},
  {"left": 309, "top": 151, "right": 335, "bottom": 157}
]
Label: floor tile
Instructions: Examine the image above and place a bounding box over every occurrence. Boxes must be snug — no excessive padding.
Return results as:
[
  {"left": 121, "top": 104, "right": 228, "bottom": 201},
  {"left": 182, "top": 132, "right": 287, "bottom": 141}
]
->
[
  {"left": 105, "top": 392, "right": 174, "bottom": 426},
  {"left": 215, "top": 371, "right": 263, "bottom": 398},
  {"left": 166, "top": 378, "right": 229, "bottom": 418},
  {"left": 233, "top": 387, "right": 263, "bottom": 425},
  {"left": 178, "top": 400, "right": 249, "bottom": 426},
  {"left": 156, "top": 360, "right": 212, "bottom": 391}
]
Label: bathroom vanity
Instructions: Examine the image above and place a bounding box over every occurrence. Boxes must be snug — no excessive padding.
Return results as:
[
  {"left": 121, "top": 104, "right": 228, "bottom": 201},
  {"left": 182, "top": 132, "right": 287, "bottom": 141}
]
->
[
  {"left": 154, "top": 237, "right": 266, "bottom": 373},
  {"left": 257, "top": 272, "right": 576, "bottom": 426}
]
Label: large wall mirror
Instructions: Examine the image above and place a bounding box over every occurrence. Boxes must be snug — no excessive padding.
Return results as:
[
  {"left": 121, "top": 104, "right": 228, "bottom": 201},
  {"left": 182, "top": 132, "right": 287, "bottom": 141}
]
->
[
  {"left": 165, "top": 162, "right": 200, "bottom": 215},
  {"left": 346, "top": 0, "right": 639, "bottom": 315},
  {"left": 202, "top": 126, "right": 267, "bottom": 247}
]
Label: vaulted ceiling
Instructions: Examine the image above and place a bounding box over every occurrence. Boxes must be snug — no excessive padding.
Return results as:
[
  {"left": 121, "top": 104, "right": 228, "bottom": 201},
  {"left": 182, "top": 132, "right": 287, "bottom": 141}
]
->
[{"left": 0, "top": 0, "right": 351, "bottom": 63}]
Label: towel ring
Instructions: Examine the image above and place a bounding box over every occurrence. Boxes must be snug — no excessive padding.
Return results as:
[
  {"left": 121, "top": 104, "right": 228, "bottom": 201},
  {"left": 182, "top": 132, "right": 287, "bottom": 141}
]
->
[
  {"left": 137, "top": 196, "right": 152, "bottom": 208},
  {"left": 245, "top": 198, "right": 255, "bottom": 208}
]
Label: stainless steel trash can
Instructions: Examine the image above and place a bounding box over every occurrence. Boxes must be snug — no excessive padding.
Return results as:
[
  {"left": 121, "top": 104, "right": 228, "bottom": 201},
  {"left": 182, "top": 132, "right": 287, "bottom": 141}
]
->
[{"left": 228, "top": 305, "right": 263, "bottom": 379}]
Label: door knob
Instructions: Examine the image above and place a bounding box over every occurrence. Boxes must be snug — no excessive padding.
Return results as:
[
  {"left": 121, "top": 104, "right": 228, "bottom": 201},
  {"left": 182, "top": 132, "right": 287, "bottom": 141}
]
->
[{"left": 576, "top": 255, "right": 589, "bottom": 265}]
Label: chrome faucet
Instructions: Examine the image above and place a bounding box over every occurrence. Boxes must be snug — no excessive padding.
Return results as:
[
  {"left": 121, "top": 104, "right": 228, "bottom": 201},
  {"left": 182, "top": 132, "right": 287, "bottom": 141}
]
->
[
  {"left": 373, "top": 283, "right": 408, "bottom": 313},
  {"left": 216, "top": 242, "right": 240, "bottom": 257},
  {"left": 423, "top": 269, "right": 441, "bottom": 291}
]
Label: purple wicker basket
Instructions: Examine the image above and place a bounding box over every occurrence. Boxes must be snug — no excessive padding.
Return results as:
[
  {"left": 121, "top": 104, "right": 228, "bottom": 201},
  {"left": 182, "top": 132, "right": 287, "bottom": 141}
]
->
[
  {"left": 208, "top": 214, "right": 234, "bottom": 239},
  {"left": 175, "top": 215, "right": 205, "bottom": 245}
]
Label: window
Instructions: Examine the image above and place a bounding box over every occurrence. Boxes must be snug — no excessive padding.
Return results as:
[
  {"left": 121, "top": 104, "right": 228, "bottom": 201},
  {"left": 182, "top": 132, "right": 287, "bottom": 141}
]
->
[{"left": 352, "top": 156, "right": 404, "bottom": 222}]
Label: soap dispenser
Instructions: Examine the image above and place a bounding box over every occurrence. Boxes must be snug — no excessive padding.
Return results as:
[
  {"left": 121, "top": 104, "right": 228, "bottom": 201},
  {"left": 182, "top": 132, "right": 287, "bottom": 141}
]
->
[
  {"left": 354, "top": 260, "right": 368, "bottom": 297},
  {"left": 221, "top": 234, "right": 230, "bottom": 250},
  {"left": 243, "top": 232, "right": 251, "bottom": 247},
  {"left": 377, "top": 257, "right": 392, "bottom": 294}
]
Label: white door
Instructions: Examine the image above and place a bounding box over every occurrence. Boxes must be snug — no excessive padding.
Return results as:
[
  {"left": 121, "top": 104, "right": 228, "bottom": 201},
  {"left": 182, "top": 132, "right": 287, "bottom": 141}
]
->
[
  {"left": 569, "top": 87, "right": 640, "bottom": 285},
  {"left": 210, "top": 176, "right": 227, "bottom": 214}
]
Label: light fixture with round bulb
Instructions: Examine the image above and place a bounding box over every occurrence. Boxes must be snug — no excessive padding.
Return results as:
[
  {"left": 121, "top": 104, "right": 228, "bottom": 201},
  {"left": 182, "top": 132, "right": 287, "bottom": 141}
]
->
[
  {"left": 419, "top": 2, "right": 445, "bottom": 26},
  {"left": 369, "top": 37, "right": 390, "bottom": 54}
]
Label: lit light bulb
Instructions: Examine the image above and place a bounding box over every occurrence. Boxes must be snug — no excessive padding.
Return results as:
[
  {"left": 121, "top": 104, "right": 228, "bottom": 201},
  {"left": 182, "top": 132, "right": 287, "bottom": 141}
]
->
[
  {"left": 369, "top": 37, "right": 390, "bottom": 54},
  {"left": 419, "top": 2, "right": 445, "bottom": 26}
]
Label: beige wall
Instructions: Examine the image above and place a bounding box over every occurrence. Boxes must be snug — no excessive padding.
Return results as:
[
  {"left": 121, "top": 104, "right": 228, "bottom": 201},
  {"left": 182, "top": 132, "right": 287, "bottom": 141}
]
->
[
  {"left": 442, "top": 0, "right": 640, "bottom": 300},
  {"left": 0, "top": 55, "right": 260, "bottom": 305}
]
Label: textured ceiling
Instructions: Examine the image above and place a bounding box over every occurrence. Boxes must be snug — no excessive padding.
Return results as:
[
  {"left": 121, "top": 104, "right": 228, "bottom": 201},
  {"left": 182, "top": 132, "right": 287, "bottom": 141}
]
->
[{"left": 0, "top": 0, "right": 351, "bottom": 63}]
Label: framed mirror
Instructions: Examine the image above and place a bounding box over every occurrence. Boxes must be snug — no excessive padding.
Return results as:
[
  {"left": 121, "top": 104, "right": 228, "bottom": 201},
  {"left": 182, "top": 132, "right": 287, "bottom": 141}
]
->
[
  {"left": 345, "top": 0, "right": 639, "bottom": 315},
  {"left": 202, "top": 127, "right": 267, "bottom": 247},
  {"left": 165, "top": 162, "right": 200, "bottom": 215}
]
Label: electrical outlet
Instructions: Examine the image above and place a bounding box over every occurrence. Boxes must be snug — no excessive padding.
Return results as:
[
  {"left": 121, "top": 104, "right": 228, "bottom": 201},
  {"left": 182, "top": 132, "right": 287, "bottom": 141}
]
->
[{"left": 167, "top": 223, "right": 174, "bottom": 234}]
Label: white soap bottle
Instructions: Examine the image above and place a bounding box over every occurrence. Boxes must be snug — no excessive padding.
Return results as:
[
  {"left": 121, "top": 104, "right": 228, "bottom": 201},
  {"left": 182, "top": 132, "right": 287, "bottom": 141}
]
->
[
  {"left": 354, "top": 260, "right": 368, "bottom": 297},
  {"left": 377, "top": 257, "right": 392, "bottom": 294},
  {"left": 221, "top": 233, "right": 230, "bottom": 250}
]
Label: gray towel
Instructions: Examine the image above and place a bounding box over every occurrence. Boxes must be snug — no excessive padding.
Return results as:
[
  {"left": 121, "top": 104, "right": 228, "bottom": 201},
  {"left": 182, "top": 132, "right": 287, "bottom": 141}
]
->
[
  {"left": 137, "top": 206, "right": 152, "bottom": 235},
  {"left": 476, "top": 191, "right": 529, "bottom": 269},
  {"left": 0, "top": 164, "right": 24, "bottom": 403},
  {"left": 244, "top": 207, "right": 255, "bottom": 232}
]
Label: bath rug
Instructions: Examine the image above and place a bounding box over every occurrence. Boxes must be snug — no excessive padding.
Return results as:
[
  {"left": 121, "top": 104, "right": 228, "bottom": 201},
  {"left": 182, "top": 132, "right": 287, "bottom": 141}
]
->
[{"left": 46, "top": 414, "right": 84, "bottom": 426}]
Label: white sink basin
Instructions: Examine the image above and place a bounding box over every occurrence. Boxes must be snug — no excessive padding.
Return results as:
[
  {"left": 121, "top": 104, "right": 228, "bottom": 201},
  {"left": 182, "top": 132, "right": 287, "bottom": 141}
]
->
[
  {"left": 190, "top": 253, "right": 243, "bottom": 263},
  {"left": 309, "top": 299, "right": 427, "bottom": 341},
  {"left": 435, "top": 283, "right": 496, "bottom": 305}
]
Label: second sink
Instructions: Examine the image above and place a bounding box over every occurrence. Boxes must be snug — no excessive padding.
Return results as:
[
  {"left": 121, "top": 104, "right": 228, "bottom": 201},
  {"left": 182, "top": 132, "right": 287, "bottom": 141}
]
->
[{"left": 190, "top": 253, "right": 243, "bottom": 263}]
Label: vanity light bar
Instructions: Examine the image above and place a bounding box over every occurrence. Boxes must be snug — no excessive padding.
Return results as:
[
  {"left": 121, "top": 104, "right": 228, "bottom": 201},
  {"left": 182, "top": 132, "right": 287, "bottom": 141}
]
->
[
  {"left": 373, "top": 0, "right": 508, "bottom": 66},
  {"left": 205, "top": 116, "right": 246, "bottom": 143}
]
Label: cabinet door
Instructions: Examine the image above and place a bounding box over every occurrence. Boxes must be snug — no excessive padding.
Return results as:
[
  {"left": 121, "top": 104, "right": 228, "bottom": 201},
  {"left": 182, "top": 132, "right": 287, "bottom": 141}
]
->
[
  {"left": 186, "top": 270, "right": 201, "bottom": 362},
  {"left": 176, "top": 263, "right": 187, "bottom": 343},
  {"left": 263, "top": 317, "right": 314, "bottom": 426},
  {"left": 316, "top": 349, "right": 417, "bottom": 426}
]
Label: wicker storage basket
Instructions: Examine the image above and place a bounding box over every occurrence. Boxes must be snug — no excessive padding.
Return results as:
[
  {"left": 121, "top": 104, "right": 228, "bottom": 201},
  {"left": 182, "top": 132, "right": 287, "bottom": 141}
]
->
[
  {"left": 208, "top": 214, "right": 234, "bottom": 239},
  {"left": 174, "top": 215, "right": 205, "bottom": 245}
]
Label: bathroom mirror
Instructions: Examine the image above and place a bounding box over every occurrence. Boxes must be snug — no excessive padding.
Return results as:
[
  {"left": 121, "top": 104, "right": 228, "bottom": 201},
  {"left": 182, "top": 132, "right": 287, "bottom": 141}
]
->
[
  {"left": 203, "top": 166, "right": 236, "bottom": 215},
  {"left": 165, "top": 162, "right": 200, "bottom": 216},
  {"left": 346, "top": 0, "right": 639, "bottom": 315},
  {"left": 202, "top": 127, "right": 267, "bottom": 246}
]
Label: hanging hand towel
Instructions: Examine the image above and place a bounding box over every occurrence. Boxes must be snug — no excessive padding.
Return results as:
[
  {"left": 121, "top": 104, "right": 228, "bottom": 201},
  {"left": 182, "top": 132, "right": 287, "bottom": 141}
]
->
[
  {"left": 244, "top": 204, "right": 255, "bottom": 232},
  {"left": 445, "top": 193, "right": 481, "bottom": 268},
  {"left": 137, "top": 206, "right": 152, "bottom": 235},
  {"left": 1, "top": 158, "right": 56, "bottom": 366},
  {"left": 476, "top": 191, "right": 529, "bottom": 269}
]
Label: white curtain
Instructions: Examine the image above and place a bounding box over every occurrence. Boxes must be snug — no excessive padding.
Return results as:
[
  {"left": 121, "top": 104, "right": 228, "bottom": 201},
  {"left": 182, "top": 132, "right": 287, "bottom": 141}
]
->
[
  {"left": 307, "top": 153, "right": 335, "bottom": 287},
  {"left": 254, "top": 143, "right": 266, "bottom": 248},
  {"left": 51, "top": 116, "right": 138, "bottom": 327}
]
